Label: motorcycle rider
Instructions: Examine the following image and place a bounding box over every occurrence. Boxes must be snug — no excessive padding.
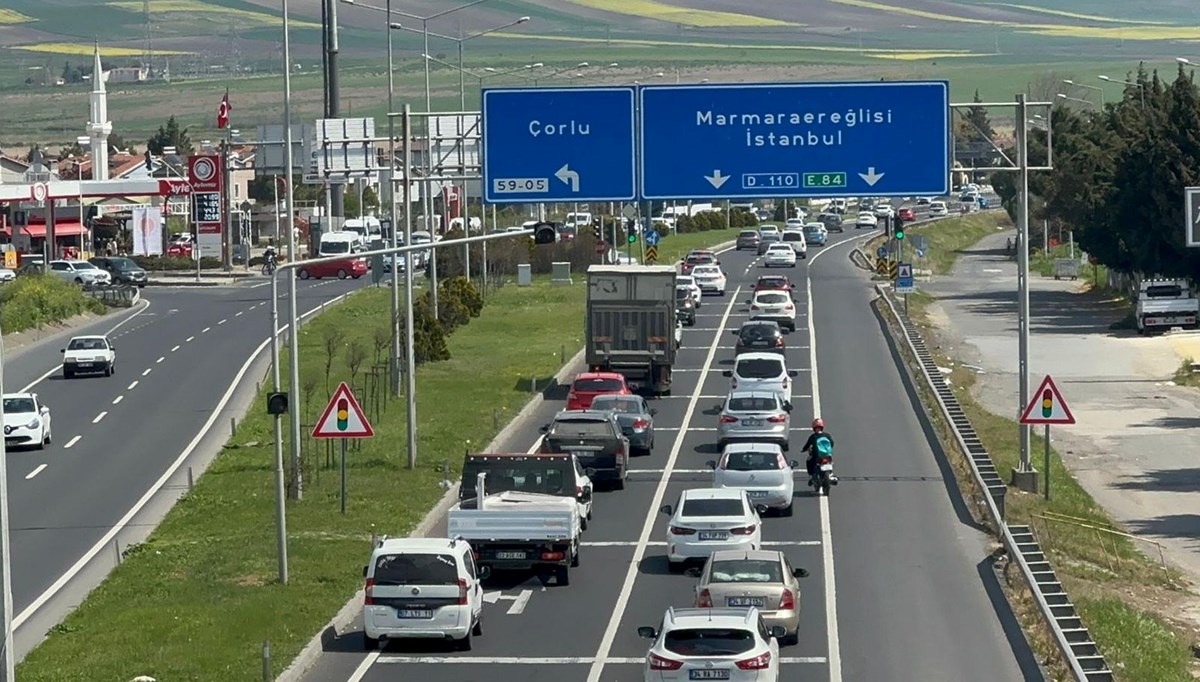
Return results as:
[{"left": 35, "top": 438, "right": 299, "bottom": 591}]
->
[
  {"left": 262, "top": 245, "right": 278, "bottom": 274},
  {"left": 801, "top": 418, "right": 837, "bottom": 487}
]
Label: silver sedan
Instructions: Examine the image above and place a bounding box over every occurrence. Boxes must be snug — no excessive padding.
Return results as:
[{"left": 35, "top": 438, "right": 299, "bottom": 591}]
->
[
  {"left": 686, "top": 549, "right": 809, "bottom": 645},
  {"left": 716, "top": 391, "right": 792, "bottom": 449}
]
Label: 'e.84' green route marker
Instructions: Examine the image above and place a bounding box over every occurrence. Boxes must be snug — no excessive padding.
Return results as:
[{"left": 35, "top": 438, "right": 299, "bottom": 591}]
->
[{"left": 312, "top": 382, "right": 375, "bottom": 513}]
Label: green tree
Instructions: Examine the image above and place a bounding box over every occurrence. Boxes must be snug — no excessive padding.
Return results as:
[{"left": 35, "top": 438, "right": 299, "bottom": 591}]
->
[
  {"left": 146, "top": 116, "right": 193, "bottom": 156},
  {"left": 965, "top": 89, "right": 994, "bottom": 141}
]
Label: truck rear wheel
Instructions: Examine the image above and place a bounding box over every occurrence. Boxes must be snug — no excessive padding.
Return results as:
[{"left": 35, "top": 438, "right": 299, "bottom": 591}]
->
[
  {"left": 571, "top": 542, "right": 581, "bottom": 568},
  {"left": 556, "top": 565, "right": 571, "bottom": 585}
]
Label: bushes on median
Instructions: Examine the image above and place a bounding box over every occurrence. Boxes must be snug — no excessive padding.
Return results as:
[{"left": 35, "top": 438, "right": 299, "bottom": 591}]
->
[
  {"left": 129, "top": 255, "right": 224, "bottom": 271},
  {"left": 0, "top": 273, "right": 107, "bottom": 335}
]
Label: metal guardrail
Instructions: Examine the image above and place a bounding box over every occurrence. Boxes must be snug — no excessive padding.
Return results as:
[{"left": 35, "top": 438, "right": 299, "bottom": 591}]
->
[
  {"left": 83, "top": 283, "right": 138, "bottom": 307},
  {"left": 875, "top": 284, "right": 1113, "bottom": 682}
]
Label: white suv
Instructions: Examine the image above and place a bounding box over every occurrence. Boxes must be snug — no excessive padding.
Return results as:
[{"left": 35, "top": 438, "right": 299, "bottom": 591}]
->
[
  {"left": 637, "top": 607, "right": 785, "bottom": 681},
  {"left": 749, "top": 290, "right": 796, "bottom": 332},
  {"left": 361, "top": 537, "right": 489, "bottom": 651},
  {"left": 723, "top": 352, "right": 799, "bottom": 403},
  {"left": 49, "top": 260, "right": 111, "bottom": 286},
  {"left": 779, "top": 230, "right": 807, "bottom": 259}
]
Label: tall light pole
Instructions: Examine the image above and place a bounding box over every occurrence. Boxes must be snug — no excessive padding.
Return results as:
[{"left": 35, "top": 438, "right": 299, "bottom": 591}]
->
[
  {"left": 1055, "top": 93, "right": 1095, "bottom": 108},
  {"left": 386, "top": 0, "right": 401, "bottom": 398},
  {"left": 1098, "top": 74, "right": 1146, "bottom": 108},
  {"left": 1061, "top": 79, "right": 1104, "bottom": 107}
]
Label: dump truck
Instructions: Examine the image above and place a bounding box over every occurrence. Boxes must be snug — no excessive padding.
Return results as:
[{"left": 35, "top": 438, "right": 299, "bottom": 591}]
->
[{"left": 585, "top": 264, "right": 677, "bottom": 395}]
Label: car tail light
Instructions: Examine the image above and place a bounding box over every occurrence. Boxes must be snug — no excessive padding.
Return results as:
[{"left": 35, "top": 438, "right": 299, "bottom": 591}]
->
[
  {"left": 697, "top": 589, "right": 713, "bottom": 608},
  {"left": 648, "top": 653, "right": 684, "bottom": 670},
  {"left": 576, "top": 485, "right": 584, "bottom": 496},
  {"left": 785, "top": 304, "right": 794, "bottom": 310},
  {"left": 632, "top": 418, "right": 649, "bottom": 429},
  {"left": 457, "top": 578, "right": 469, "bottom": 605},
  {"left": 735, "top": 652, "right": 772, "bottom": 670},
  {"left": 364, "top": 578, "right": 376, "bottom": 605},
  {"left": 819, "top": 456, "right": 832, "bottom": 466},
  {"left": 780, "top": 588, "right": 796, "bottom": 610},
  {"left": 730, "top": 524, "right": 756, "bottom": 536},
  {"left": 541, "top": 551, "right": 565, "bottom": 561},
  {"left": 719, "top": 415, "right": 738, "bottom": 424},
  {"left": 670, "top": 525, "right": 696, "bottom": 535},
  {"left": 767, "top": 415, "right": 787, "bottom": 423},
  {"left": 775, "top": 338, "right": 785, "bottom": 347},
  {"left": 751, "top": 305, "right": 759, "bottom": 311}
]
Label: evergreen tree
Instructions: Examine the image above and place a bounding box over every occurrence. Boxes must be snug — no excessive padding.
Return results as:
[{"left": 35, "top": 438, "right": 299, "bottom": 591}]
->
[
  {"left": 146, "top": 116, "right": 193, "bottom": 156},
  {"left": 965, "top": 89, "right": 994, "bottom": 140}
]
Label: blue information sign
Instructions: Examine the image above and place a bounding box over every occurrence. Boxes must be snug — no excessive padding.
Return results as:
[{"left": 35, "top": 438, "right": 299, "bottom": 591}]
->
[
  {"left": 876, "top": 245, "right": 888, "bottom": 259},
  {"left": 895, "top": 262, "right": 915, "bottom": 294},
  {"left": 482, "top": 87, "right": 636, "bottom": 204},
  {"left": 644, "top": 229, "right": 660, "bottom": 247},
  {"left": 638, "top": 81, "right": 950, "bottom": 200}
]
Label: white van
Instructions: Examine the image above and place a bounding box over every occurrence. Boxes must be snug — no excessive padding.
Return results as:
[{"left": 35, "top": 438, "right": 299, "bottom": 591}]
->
[
  {"left": 318, "top": 232, "right": 361, "bottom": 257},
  {"left": 565, "top": 212, "right": 593, "bottom": 228},
  {"left": 342, "top": 217, "right": 382, "bottom": 244}
]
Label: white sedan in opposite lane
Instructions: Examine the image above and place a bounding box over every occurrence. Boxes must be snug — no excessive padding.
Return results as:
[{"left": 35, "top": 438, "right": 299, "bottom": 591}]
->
[
  {"left": 3, "top": 393, "right": 52, "bottom": 450},
  {"left": 762, "top": 243, "right": 797, "bottom": 268}
]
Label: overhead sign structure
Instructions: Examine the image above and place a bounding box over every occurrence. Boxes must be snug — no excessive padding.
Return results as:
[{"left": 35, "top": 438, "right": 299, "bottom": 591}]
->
[
  {"left": 638, "top": 81, "right": 950, "bottom": 200},
  {"left": 1186, "top": 186, "right": 1200, "bottom": 248},
  {"left": 312, "top": 382, "right": 375, "bottom": 438},
  {"left": 894, "top": 262, "right": 915, "bottom": 294},
  {"left": 1019, "top": 375, "right": 1075, "bottom": 425},
  {"left": 481, "top": 87, "right": 637, "bottom": 204}
]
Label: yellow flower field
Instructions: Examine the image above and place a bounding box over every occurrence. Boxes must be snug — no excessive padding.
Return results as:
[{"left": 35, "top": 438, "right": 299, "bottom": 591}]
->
[
  {"left": 1022, "top": 24, "right": 1200, "bottom": 40},
  {"left": 988, "top": 2, "right": 1170, "bottom": 25},
  {"left": 108, "top": 0, "right": 321, "bottom": 29},
  {"left": 823, "top": 0, "right": 1005, "bottom": 25},
  {"left": 0, "top": 8, "right": 33, "bottom": 24},
  {"left": 15, "top": 43, "right": 190, "bottom": 57},
  {"left": 561, "top": 0, "right": 796, "bottom": 27}
]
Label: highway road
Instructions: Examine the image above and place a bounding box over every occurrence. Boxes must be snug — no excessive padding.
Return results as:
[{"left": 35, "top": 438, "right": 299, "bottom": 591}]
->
[
  {"left": 2, "top": 273, "right": 369, "bottom": 653},
  {"left": 294, "top": 204, "right": 1041, "bottom": 682}
]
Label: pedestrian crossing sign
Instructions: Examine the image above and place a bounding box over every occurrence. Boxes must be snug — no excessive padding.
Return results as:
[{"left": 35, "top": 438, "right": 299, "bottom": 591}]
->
[
  {"left": 1019, "top": 375, "right": 1075, "bottom": 425},
  {"left": 312, "top": 382, "right": 375, "bottom": 438},
  {"left": 897, "top": 263, "right": 912, "bottom": 279}
]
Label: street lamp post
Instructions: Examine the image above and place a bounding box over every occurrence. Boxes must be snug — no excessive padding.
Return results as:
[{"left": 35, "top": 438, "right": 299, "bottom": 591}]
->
[
  {"left": 385, "top": 0, "right": 401, "bottom": 398},
  {"left": 1098, "top": 75, "right": 1146, "bottom": 108},
  {"left": 1055, "top": 93, "right": 1095, "bottom": 108},
  {"left": 1061, "top": 79, "right": 1104, "bottom": 107}
]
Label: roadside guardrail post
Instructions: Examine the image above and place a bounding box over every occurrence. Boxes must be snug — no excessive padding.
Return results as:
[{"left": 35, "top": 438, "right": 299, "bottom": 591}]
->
[{"left": 262, "top": 640, "right": 271, "bottom": 681}]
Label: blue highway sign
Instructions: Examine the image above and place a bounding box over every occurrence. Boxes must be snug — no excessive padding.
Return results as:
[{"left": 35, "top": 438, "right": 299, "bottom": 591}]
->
[
  {"left": 644, "top": 229, "right": 661, "bottom": 247},
  {"left": 482, "top": 87, "right": 636, "bottom": 204},
  {"left": 638, "top": 81, "right": 950, "bottom": 200}
]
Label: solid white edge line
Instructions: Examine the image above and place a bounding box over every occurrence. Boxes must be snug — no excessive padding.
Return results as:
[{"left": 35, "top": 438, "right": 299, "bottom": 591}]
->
[
  {"left": 13, "top": 289, "right": 357, "bottom": 630},
  {"left": 585, "top": 281, "right": 743, "bottom": 682},
  {"left": 17, "top": 298, "right": 152, "bottom": 394},
  {"left": 63, "top": 436, "right": 81, "bottom": 449},
  {"left": 25, "top": 464, "right": 47, "bottom": 480}
]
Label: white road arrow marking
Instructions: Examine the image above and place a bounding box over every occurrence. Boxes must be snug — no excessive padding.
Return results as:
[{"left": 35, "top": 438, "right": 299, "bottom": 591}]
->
[
  {"left": 482, "top": 589, "right": 534, "bottom": 613},
  {"left": 555, "top": 164, "right": 580, "bottom": 192},
  {"left": 704, "top": 169, "right": 729, "bottom": 189},
  {"left": 858, "top": 167, "right": 885, "bottom": 186}
]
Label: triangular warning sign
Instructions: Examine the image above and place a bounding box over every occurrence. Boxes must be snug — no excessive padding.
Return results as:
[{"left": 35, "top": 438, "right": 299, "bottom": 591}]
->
[
  {"left": 898, "top": 263, "right": 912, "bottom": 278},
  {"left": 312, "top": 382, "right": 375, "bottom": 438},
  {"left": 1019, "top": 375, "right": 1075, "bottom": 425}
]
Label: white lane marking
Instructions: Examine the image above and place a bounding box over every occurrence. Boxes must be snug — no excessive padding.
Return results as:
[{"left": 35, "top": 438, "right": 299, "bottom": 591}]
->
[
  {"left": 376, "top": 656, "right": 827, "bottom": 665},
  {"left": 654, "top": 427, "right": 813, "bottom": 432},
  {"left": 186, "top": 336, "right": 195, "bottom": 343},
  {"left": 347, "top": 652, "right": 381, "bottom": 682},
  {"left": 235, "top": 311, "right": 244, "bottom": 317},
  {"left": 156, "top": 357, "right": 165, "bottom": 364},
  {"left": 585, "top": 284, "right": 743, "bottom": 682},
  {"left": 17, "top": 298, "right": 152, "bottom": 394},
  {"left": 25, "top": 464, "right": 47, "bottom": 480},
  {"left": 141, "top": 368, "right": 152, "bottom": 377},
  {"left": 582, "top": 541, "right": 821, "bottom": 547},
  {"left": 92, "top": 411, "right": 107, "bottom": 424},
  {"left": 670, "top": 367, "right": 811, "bottom": 372},
  {"left": 218, "top": 319, "right": 227, "bottom": 325},
  {"left": 127, "top": 381, "right": 138, "bottom": 390},
  {"left": 112, "top": 395, "right": 123, "bottom": 405},
  {"left": 63, "top": 436, "right": 82, "bottom": 449},
  {"left": 171, "top": 345, "right": 180, "bottom": 352},
  {"left": 507, "top": 590, "right": 532, "bottom": 615},
  {"left": 657, "top": 394, "right": 813, "bottom": 400},
  {"left": 202, "top": 327, "right": 211, "bottom": 333},
  {"left": 15, "top": 289, "right": 358, "bottom": 631}
]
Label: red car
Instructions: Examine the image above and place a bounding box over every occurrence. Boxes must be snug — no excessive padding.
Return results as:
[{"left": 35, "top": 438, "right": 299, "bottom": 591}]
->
[
  {"left": 680, "top": 252, "right": 719, "bottom": 275},
  {"left": 166, "top": 243, "right": 192, "bottom": 258},
  {"left": 297, "top": 257, "right": 367, "bottom": 280},
  {"left": 897, "top": 207, "right": 916, "bottom": 221},
  {"left": 754, "top": 275, "right": 795, "bottom": 295},
  {"left": 566, "top": 372, "right": 631, "bottom": 410}
]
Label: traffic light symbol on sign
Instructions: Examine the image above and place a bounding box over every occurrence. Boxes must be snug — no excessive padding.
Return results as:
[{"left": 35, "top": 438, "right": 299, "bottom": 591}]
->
[
  {"left": 312, "top": 382, "right": 375, "bottom": 438},
  {"left": 1041, "top": 390, "right": 1053, "bottom": 418},
  {"left": 337, "top": 399, "right": 349, "bottom": 430},
  {"left": 1018, "top": 374, "right": 1076, "bottom": 425}
]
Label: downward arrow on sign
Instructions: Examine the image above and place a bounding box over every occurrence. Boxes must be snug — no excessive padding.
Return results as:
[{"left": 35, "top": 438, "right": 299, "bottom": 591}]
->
[
  {"left": 858, "top": 167, "right": 885, "bottom": 186},
  {"left": 704, "top": 170, "right": 729, "bottom": 189}
]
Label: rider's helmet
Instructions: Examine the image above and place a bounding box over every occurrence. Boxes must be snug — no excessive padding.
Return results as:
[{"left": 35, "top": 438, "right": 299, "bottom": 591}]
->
[{"left": 811, "top": 418, "right": 825, "bottom": 431}]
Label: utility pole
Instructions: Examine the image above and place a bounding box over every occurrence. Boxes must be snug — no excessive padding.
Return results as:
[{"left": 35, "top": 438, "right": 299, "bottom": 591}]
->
[
  {"left": 1012, "top": 93, "right": 1038, "bottom": 493},
  {"left": 325, "top": 0, "right": 344, "bottom": 220},
  {"left": 0, "top": 329, "right": 17, "bottom": 682}
]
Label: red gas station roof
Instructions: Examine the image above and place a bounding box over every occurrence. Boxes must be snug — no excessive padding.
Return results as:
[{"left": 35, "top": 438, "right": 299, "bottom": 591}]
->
[{"left": 1, "top": 221, "right": 85, "bottom": 237}]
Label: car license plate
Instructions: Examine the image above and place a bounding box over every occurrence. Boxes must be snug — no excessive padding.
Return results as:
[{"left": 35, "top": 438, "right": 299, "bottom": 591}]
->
[
  {"left": 698, "top": 531, "right": 729, "bottom": 541},
  {"left": 747, "top": 490, "right": 770, "bottom": 498},
  {"left": 741, "top": 419, "right": 761, "bottom": 426},
  {"left": 689, "top": 670, "right": 730, "bottom": 680},
  {"left": 820, "top": 463, "right": 834, "bottom": 471},
  {"left": 396, "top": 609, "right": 433, "bottom": 619},
  {"left": 727, "top": 596, "right": 767, "bottom": 607},
  {"left": 77, "top": 362, "right": 92, "bottom": 368},
  {"left": 495, "top": 551, "right": 526, "bottom": 560}
]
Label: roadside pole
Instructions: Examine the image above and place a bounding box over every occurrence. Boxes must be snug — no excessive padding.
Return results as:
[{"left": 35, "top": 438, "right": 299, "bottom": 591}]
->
[
  {"left": 0, "top": 326, "right": 16, "bottom": 680},
  {"left": 1013, "top": 93, "right": 1037, "bottom": 491},
  {"left": 403, "top": 105, "right": 418, "bottom": 470},
  {"left": 1044, "top": 424, "right": 1051, "bottom": 501},
  {"left": 340, "top": 438, "right": 348, "bottom": 513}
]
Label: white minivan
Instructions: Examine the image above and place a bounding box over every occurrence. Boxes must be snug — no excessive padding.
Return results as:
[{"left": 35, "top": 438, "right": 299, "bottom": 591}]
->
[
  {"left": 342, "top": 217, "right": 382, "bottom": 244},
  {"left": 723, "top": 352, "right": 800, "bottom": 404},
  {"left": 318, "top": 232, "right": 362, "bottom": 257},
  {"left": 362, "top": 537, "right": 489, "bottom": 650}
]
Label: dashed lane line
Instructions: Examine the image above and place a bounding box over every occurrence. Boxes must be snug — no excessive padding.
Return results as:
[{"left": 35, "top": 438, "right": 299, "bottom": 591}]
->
[
  {"left": 92, "top": 411, "right": 107, "bottom": 424},
  {"left": 112, "top": 396, "right": 123, "bottom": 405},
  {"left": 156, "top": 357, "right": 165, "bottom": 364},
  {"left": 186, "top": 336, "right": 195, "bottom": 343},
  {"left": 582, "top": 541, "right": 821, "bottom": 547},
  {"left": 218, "top": 319, "right": 227, "bottom": 325},
  {"left": 127, "top": 381, "right": 138, "bottom": 390},
  {"left": 171, "top": 345, "right": 180, "bottom": 352},
  {"left": 202, "top": 327, "right": 211, "bottom": 333},
  {"left": 25, "top": 464, "right": 47, "bottom": 480},
  {"left": 141, "top": 368, "right": 152, "bottom": 377},
  {"left": 63, "top": 436, "right": 81, "bottom": 449},
  {"left": 235, "top": 311, "right": 244, "bottom": 317}
]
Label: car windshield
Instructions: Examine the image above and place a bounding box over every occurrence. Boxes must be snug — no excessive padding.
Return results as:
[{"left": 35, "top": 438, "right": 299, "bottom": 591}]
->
[
  {"left": 727, "top": 396, "right": 778, "bottom": 412},
  {"left": 736, "top": 358, "right": 784, "bottom": 379},
  {"left": 755, "top": 293, "right": 788, "bottom": 305},
  {"left": 663, "top": 628, "right": 756, "bottom": 656},
  {"left": 591, "top": 397, "right": 641, "bottom": 414},
  {"left": 67, "top": 338, "right": 106, "bottom": 351},
  {"left": 681, "top": 498, "right": 745, "bottom": 517},
  {"left": 675, "top": 288, "right": 691, "bottom": 300},
  {"left": 724, "top": 450, "right": 782, "bottom": 471},
  {"left": 739, "top": 325, "right": 778, "bottom": 341},
  {"left": 573, "top": 378, "right": 624, "bottom": 393},
  {"left": 676, "top": 277, "right": 694, "bottom": 285},
  {"left": 3, "top": 398, "right": 35, "bottom": 414},
  {"left": 709, "top": 559, "right": 784, "bottom": 584},
  {"left": 461, "top": 460, "right": 571, "bottom": 497},
  {"left": 739, "top": 230, "right": 758, "bottom": 238},
  {"left": 321, "top": 241, "right": 351, "bottom": 254},
  {"left": 548, "top": 419, "right": 611, "bottom": 438},
  {"left": 106, "top": 258, "right": 138, "bottom": 270},
  {"left": 372, "top": 552, "right": 459, "bottom": 586},
  {"left": 73, "top": 262, "right": 98, "bottom": 270}
]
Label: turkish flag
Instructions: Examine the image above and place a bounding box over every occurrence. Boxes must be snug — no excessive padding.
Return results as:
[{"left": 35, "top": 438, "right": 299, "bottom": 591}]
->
[{"left": 217, "top": 91, "right": 231, "bottom": 129}]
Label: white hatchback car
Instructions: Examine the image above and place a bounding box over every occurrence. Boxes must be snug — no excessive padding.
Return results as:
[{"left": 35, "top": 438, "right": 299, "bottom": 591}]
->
[
  {"left": 362, "top": 537, "right": 489, "bottom": 651},
  {"left": 724, "top": 352, "right": 800, "bottom": 403},
  {"left": 749, "top": 289, "right": 796, "bottom": 331},
  {"left": 854, "top": 212, "right": 878, "bottom": 229},
  {"left": 660, "top": 488, "right": 764, "bottom": 570},
  {"left": 675, "top": 275, "right": 702, "bottom": 307},
  {"left": 2, "top": 393, "right": 51, "bottom": 450},
  {"left": 637, "top": 607, "right": 785, "bottom": 682},
  {"left": 762, "top": 243, "right": 796, "bottom": 268},
  {"left": 691, "top": 264, "right": 727, "bottom": 296},
  {"left": 61, "top": 335, "right": 116, "bottom": 378},
  {"left": 930, "top": 200, "right": 949, "bottom": 216},
  {"left": 708, "top": 443, "right": 798, "bottom": 516}
]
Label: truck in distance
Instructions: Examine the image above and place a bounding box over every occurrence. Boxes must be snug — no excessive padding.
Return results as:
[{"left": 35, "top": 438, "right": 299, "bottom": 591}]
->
[
  {"left": 586, "top": 264, "right": 678, "bottom": 395},
  {"left": 1135, "top": 277, "right": 1199, "bottom": 335}
]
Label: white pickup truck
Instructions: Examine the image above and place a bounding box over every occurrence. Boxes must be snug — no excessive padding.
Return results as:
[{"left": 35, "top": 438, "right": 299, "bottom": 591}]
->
[
  {"left": 446, "top": 473, "right": 582, "bottom": 585},
  {"left": 1135, "top": 278, "right": 1199, "bottom": 335}
]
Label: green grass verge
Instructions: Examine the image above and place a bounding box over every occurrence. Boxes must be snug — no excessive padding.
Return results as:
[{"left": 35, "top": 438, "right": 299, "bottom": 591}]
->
[
  {"left": 16, "top": 230, "right": 735, "bottom": 681},
  {"left": 864, "top": 212, "right": 1011, "bottom": 276},
  {"left": 1075, "top": 597, "right": 1194, "bottom": 682},
  {"left": 1173, "top": 358, "right": 1200, "bottom": 388},
  {"left": 0, "top": 274, "right": 106, "bottom": 336}
]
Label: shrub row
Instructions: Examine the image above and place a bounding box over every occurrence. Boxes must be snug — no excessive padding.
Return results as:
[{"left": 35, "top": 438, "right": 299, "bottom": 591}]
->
[
  {"left": 0, "top": 274, "right": 107, "bottom": 335},
  {"left": 675, "top": 209, "right": 758, "bottom": 233},
  {"left": 129, "top": 255, "right": 225, "bottom": 271}
]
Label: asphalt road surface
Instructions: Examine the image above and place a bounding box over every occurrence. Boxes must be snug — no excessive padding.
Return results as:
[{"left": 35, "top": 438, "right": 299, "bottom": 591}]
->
[
  {"left": 2, "top": 273, "right": 369, "bottom": 646},
  {"left": 295, "top": 208, "right": 1041, "bottom": 682}
]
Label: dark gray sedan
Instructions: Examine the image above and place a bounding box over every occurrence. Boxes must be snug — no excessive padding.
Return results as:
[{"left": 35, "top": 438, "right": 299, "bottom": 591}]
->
[{"left": 589, "top": 394, "right": 656, "bottom": 456}]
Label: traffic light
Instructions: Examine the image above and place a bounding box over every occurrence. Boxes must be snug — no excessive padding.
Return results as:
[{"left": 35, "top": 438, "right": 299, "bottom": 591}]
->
[
  {"left": 532, "top": 222, "right": 558, "bottom": 245},
  {"left": 893, "top": 216, "right": 905, "bottom": 241},
  {"left": 266, "top": 392, "right": 289, "bottom": 415},
  {"left": 627, "top": 231, "right": 638, "bottom": 245},
  {"left": 593, "top": 224, "right": 603, "bottom": 241},
  {"left": 336, "top": 398, "right": 350, "bottom": 431}
]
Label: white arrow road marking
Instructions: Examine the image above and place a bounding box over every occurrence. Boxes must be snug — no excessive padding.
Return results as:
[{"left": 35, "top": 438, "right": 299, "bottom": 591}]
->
[
  {"left": 858, "top": 166, "right": 885, "bottom": 186},
  {"left": 704, "top": 169, "right": 729, "bottom": 189},
  {"left": 482, "top": 588, "right": 534, "bottom": 613},
  {"left": 555, "top": 164, "right": 580, "bottom": 191}
]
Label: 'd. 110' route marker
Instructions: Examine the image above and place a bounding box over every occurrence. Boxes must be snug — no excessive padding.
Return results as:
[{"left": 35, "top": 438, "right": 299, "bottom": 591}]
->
[
  {"left": 1019, "top": 374, "right": 1075, "bottom": 501},
  {"left": 313, "top": 382, "right": 375, "bottom": 513}
]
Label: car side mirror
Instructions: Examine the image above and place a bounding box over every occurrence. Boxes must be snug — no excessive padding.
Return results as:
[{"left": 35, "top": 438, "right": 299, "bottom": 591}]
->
[
  {"left": 793, "top": 567, "right": 809, "bottom": 578},
  {"left": 362, "top": 565, "right": 368, "bottom": 578},
  {"left": 659, "top": 504, "right": 673, "bottom": 516},
  {"left": 637, "top": 626, "right": 658, "bottom": 639},
  {"left": 770, "top": 625, "right": 787, "bottom": 640},
  {"left": 40, "top": 406, "right": 49, "bottom": 414},
  {"left": 584, "top": 467, "right": 597, "bottom": 477},
  {"left": 789, "top": 460, "right": 799, "bottom": 469},
  {"left": 755, "top": 504, "right": 770, "bottom": 516},
  {"left": 722, "top": 370, "right": 733, "bottom": 377},
  {"left": 477, "top": 565, "right": 492, "bottom": 580},
  {"left": 579, "top": 488, "right": 592, "bottom": 502},
  {"left": 705, "top": 460, "right": 717, "bottom": 470},
  {"left": 788, "top": 370, "right": 800, "bottom": 377},
  {"left": 649, "top": 409, "right": 657, "bottom": 416},
  {"left": 684, "top": 566, "right": 703, "bottom": 578},
  {"left": 539, "top": 424, "right": 549, "bottom": 433},
  {"left": 59, "top": 349, "right": 64, "bottom": 353},
  {"left": 783, "top": 402, "right": 793, "bottom": 412}
]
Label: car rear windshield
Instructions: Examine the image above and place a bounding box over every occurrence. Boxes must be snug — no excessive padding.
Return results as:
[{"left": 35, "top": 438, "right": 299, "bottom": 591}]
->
[
  {"left": 681, "top": 498, "right": 745, "bottom": 517},
  {"left": 676, "top": 288, "right": 691, "bottom": 300},
  {"left": 757, "top": 278, "right": 787, "bottom": 288},
  {"left": 755, "top": 293, "right": 789, "bottom": 305},
  {"left": 782, "top": 232, "right": 803, "bottom": 241},
  {"left": 663, "top": 628, "right": 756, "bottom": 656},
  {"left": 591, "top": 397, "right": 641, "bottom": 414},
  {"left": 461, "top": 460, "right": 571, "bottom": 497},
  {"left": 3, "top": 398, "right": 34, "bottom": 414},
  {"left": 548, "top": 419, "right": 611, "bottom": 438},
  {"left": 727, "top": 396, "right": 778, "bottom": 412},
  {"left": 736, "top": 358, "right": 784, "bottom": 379},
  {"left": 739, "top": 230, "right": 758, "bottom": 238},
  {"left": 372, "top": 552, "right": 459, "bottom": 585},
  {"left": 724, "top": 450, "right": 782, "bottom": 471},
  {"left": 738, "top": 325, "right": 778, "bottom": 341},
  {"left": 710, "top": 559, "right": 784, "bottom": 584},
  {"left": 573, "top": 378, "right": 624, "bottom": 393},
  {"left": 67, "top": 338, "right": 107, "bottom": 351}
]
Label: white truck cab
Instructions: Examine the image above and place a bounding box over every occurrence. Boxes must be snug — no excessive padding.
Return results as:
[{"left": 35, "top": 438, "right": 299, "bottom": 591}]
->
[{"left": 1135, "top": 277, "right": 1199, "bottom": 335}]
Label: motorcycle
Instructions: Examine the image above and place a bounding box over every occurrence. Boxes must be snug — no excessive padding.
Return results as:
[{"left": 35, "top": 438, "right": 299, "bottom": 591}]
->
[
  {"left": 262, "top": 256, "right": 277, "bottom": 276},
  {"left": 810, "top": 456, "right": 838, "bottom": 496}
]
